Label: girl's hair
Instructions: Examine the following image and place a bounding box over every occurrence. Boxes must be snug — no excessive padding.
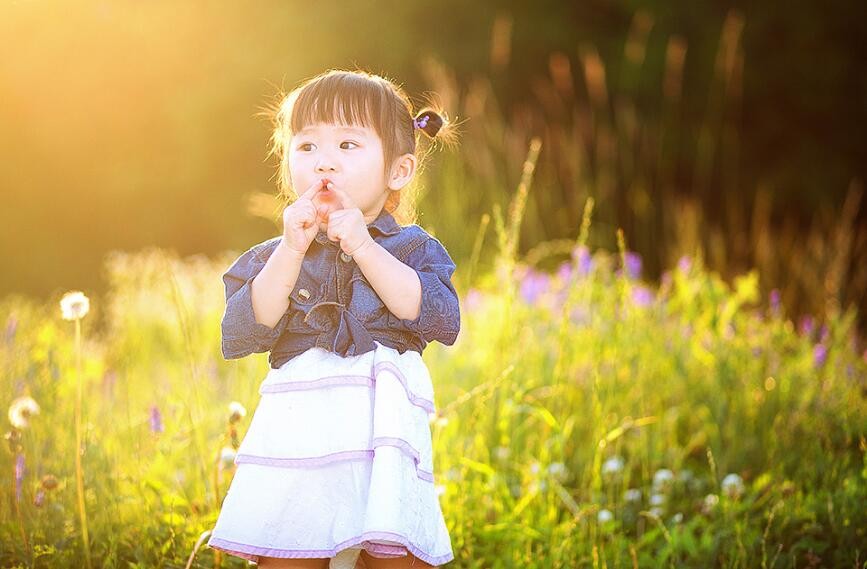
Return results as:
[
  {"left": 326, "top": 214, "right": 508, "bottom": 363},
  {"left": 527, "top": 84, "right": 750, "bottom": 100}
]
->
[{"left": 262, "top": 68, "right": 459, "bottom": 225}]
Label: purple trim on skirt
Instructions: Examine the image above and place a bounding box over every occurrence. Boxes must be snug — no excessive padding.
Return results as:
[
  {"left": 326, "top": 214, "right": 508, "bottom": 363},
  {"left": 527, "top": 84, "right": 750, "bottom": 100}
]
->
[
  {"left": 234, "top": 438, "right": 436, "bottom": 483},
  {"left": 259, "top": 360, "right": 436, "bottom": 413},
  {"left": 208, "top": 529, "right": 454, "bottom": 565}
]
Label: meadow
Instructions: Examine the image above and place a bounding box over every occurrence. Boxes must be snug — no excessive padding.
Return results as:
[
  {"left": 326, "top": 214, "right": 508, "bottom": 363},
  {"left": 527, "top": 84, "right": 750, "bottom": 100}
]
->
[
  {"left": 1, "top": 178, "right": 865, "bottom": 567},
  {"left": 2, "top": 7, "right": 866, "bottom": 568}
]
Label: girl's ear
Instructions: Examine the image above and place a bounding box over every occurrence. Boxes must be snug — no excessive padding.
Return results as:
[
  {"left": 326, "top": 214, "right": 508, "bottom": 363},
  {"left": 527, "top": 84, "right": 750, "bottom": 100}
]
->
[{"left": 387, "top": 153, "right": 417, "bottom": 191}]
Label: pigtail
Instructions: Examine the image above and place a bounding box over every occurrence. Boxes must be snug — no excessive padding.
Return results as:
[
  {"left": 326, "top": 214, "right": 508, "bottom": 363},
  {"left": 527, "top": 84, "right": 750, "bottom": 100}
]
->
[{"left": 412, "top": 107, "right": 462, "bottom": 150}]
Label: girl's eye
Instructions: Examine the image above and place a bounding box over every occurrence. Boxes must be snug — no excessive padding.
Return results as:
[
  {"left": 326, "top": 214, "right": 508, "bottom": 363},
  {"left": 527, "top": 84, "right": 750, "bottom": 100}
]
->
[{"left": 297, "top": 141, "right": 357, "bottom": 151}]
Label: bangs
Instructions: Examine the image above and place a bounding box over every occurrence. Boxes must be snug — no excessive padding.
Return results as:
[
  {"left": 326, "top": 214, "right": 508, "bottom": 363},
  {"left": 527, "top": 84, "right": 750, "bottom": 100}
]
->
[{"left": 289, "top": 74, "right": 386, "bottom": 136}]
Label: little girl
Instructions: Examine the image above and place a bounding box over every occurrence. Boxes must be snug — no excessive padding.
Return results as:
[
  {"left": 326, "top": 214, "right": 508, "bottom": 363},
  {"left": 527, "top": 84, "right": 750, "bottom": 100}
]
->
[{"left": 207, "top": 69, "right": 460, "bottom": 569}]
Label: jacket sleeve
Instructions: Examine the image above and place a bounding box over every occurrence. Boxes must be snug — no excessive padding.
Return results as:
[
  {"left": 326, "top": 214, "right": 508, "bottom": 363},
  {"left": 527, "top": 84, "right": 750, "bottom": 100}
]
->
[
  {"left": 389, "top": 236, "right": 461, "bottom": 346},
  {"left": 220, "top": 243, "right": 292, "bottom": 360}
]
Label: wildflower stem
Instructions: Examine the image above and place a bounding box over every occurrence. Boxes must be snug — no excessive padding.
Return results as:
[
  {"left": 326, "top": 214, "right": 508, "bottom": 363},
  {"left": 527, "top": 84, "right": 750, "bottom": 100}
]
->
[{"left": 74, "top": 318, "right": 93, "bottom": 569}]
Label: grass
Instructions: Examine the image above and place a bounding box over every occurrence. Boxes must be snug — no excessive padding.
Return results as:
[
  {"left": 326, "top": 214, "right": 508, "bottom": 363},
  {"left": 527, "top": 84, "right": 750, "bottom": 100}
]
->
[{"left": 1, "top": 161, "right": 865, "bottom": 566}]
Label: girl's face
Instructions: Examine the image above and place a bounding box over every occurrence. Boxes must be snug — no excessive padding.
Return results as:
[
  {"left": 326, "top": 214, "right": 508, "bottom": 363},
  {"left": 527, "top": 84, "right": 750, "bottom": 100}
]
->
[{"left": 288, "top": 121, "right": 393, "bottom": 229}]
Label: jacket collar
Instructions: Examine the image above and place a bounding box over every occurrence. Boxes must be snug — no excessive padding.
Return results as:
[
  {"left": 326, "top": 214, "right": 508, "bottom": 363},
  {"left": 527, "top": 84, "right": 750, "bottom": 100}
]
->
[{"left": 367, "top": 208, "right": 402, "bottom": 236}]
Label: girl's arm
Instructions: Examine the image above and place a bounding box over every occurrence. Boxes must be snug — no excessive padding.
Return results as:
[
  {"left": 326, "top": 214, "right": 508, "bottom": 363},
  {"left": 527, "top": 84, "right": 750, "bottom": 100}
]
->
[
  {"left": 352, "top": 240, "right": 422, "bottom": 321},
  {"left": 250, "top": 241, "right": 306, "bottom": 328},
  {"left": 353, "top": 235, "right": 460, "bottom": 346},
  {"left": 220, "top": 239, "right": 304, "bottom": 359}
]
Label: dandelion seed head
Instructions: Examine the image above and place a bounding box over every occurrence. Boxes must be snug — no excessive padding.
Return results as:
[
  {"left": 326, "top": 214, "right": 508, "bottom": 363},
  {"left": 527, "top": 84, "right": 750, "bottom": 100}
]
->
[
  {"left": 597, "top": 508, "right": 614, "bottom": 523},
  {"left": 8, "top": 396, "right": 40, "bottom": 429},
  {"left": 623, "top": 488, "right": 642, "bottom": 503},
  {"left": 602, "top": 455, "right": 625, "bottom": 476},
  {"left": 721, "top": 473, "right": 744, "bottom": 498},
  {"left": 219, "top": 446, "right": 237, "bottom": 469},
  {"left": 650, "top": 492, "right": 665, "bottom": 506},
  {"left": 652, "top": 468, "right": 674, "bottom": 490},
  {"left": 60, "top": 291, "right": 90, "bottom": 321},
  {"left": 228, "top": 401, "right": 247, "bottom": 423},
  {"left": 702, "top": 493, "right": 719, "bottom": 514},
  {"left": 547, "top": 462, "right": 568, "bottom": 481},
  {"left": 529, "top": 460, "right": 541, "bottom": 475}
]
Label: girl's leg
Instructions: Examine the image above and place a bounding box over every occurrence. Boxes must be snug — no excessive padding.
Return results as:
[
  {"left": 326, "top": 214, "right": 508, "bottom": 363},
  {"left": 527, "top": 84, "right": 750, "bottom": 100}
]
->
[
  {"left": 257, "top": 556, "right": 329, "bottom": 569},
  {"left": 358, "top": 549, "right": 438, "bottom": 569}
]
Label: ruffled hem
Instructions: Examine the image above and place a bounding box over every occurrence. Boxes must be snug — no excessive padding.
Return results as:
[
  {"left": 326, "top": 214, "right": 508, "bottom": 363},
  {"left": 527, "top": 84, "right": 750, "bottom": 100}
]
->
[{"left": 209, "top": 530, "right": 455, "bottom": 566}]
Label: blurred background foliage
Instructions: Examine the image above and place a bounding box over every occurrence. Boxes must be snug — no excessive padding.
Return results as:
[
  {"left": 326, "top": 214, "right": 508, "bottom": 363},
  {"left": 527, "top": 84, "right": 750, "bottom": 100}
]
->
[{"left": 1, "top": 0, "right": 865, "bottom": 334}]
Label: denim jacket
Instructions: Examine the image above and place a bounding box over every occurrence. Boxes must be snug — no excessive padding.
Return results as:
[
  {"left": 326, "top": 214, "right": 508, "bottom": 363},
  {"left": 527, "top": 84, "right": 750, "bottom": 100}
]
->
[{"left": 220, "top": 208, "right": 461, "bottom": 369}]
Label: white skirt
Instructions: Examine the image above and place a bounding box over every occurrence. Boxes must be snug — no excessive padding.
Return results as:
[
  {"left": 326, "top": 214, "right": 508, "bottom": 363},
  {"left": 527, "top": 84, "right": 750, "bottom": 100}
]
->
[{"left": 207, "top": 341, "right": 454, "bottom": 568}]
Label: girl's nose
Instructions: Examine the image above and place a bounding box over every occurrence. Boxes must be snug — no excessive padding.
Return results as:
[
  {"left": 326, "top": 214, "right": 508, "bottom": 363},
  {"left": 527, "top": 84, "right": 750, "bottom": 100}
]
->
[{"left": 315, "top": 155, "right": 337, "bottom": 173}]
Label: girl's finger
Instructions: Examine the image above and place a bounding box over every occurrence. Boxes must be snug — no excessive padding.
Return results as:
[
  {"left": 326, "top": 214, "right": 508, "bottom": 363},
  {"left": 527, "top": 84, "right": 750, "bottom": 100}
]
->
[
  {"left": 298, "top": 178, "right": 328, "bottom": 201},
  {"left": 327, "top": 184, "right": 357, "bottom": 210}
]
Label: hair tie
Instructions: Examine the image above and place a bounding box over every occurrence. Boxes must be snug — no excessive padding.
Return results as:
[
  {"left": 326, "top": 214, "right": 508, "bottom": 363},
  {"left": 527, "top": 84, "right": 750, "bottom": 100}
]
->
[{"left": 413, "top": 114, "right": 430, "bottom": 130}]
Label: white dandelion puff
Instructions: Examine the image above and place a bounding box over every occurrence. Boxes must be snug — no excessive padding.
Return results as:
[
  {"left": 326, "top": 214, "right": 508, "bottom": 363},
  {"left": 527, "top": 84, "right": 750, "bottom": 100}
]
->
[
  {"left": 721, "top": 473, "right": 744, "bottom": 498},
  {"left": 702, "top": 493, "right": 719, "bottom": 514},
  {"left": 623, "top": 488, "right": 642, "bottom": 503},
  {"left": 547, "top": 462, "right": 568, "bottom": 481},
  {"left": 649, "top": 493, "right": 665, "bottom": 506},
  {"left": 652, "top": 468, "right": 674, "bottom": 490},
  {"left": 597, "top": 508, "right": 613, "bottom": 523},
  {"left": 529, "top": 460, "right": 541, "bottom": 475},
  {"left": 60, "top": 291, "right": 90, "bottom": 321},
  {"left": 227, "top": 401, "right": 247, "bottom": 423},
  {"left": 649, "top": 506, "right": 664, "bottom": 518},
  {"left": 219, "top": 446, "right": 237, "bottom": 469},
  {"left": 8, "top": 396, "right": 40, "bottom": 429},
  {"left": 671, "top": 512, "right": 684, "bottom": 524},
  {"left": 602, "top": 456, "right": 625, "bottom": 476}
]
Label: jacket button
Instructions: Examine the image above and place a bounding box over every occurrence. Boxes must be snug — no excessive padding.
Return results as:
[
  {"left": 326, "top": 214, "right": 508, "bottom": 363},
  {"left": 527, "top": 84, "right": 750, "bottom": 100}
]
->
[
  {"left": 298, "top": 288, "right": 310, "bottom": 300},
  {"left": 340, "top": 252, "right": 353, "bottom": 262}
]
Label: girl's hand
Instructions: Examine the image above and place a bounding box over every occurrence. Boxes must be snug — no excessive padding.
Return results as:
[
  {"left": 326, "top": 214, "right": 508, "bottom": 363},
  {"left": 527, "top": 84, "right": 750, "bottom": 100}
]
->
[
  {"left": 281, "top": 178, "right": 336, "bottom": 255},
  {"left": 325, "top": 187, "right": 375, "bottom": 256}
]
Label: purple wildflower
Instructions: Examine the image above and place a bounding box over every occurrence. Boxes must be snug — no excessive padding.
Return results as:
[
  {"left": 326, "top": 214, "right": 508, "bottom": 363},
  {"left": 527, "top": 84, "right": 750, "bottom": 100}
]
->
[
  {"left": 677, "top": 255, "right": 692, "bottom": 274},
  {"left": 519, "top": 268, "right": 550, "bottom": 304},
  {"left": 769, "top": 289, "right": 781, "bottom": 315},
  {"left": 813, "top": 343, "right": 828, "bottom": 368},
  {"left": 624, "top": 252, "right": 642, "bottom": 279},
  {"left": 464, "top": 288, "right": 483, "bottom": 312},
  {"left": 632, "top": 285, "right": 653, "bottom": 307},
  {"left": 34, "top": 488, "right": 45, "bottom": 507},
  {"left": 149, "top": 405, "right": 164, "bottom": 434},
  {"left": 14, "top": 453, "right": 25, "bottom": 502},
  {"left": 798, "top": 315, "right": 815, "bottom": 338},
  {"left": 556, "top": 261, "right": 572, "bottom": 284},
  {"left": 571, "top": 245, "right": 593, "bottom": 277},
  {"left": 819, "top": 324, "right": 829, "bottom": 344}
]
